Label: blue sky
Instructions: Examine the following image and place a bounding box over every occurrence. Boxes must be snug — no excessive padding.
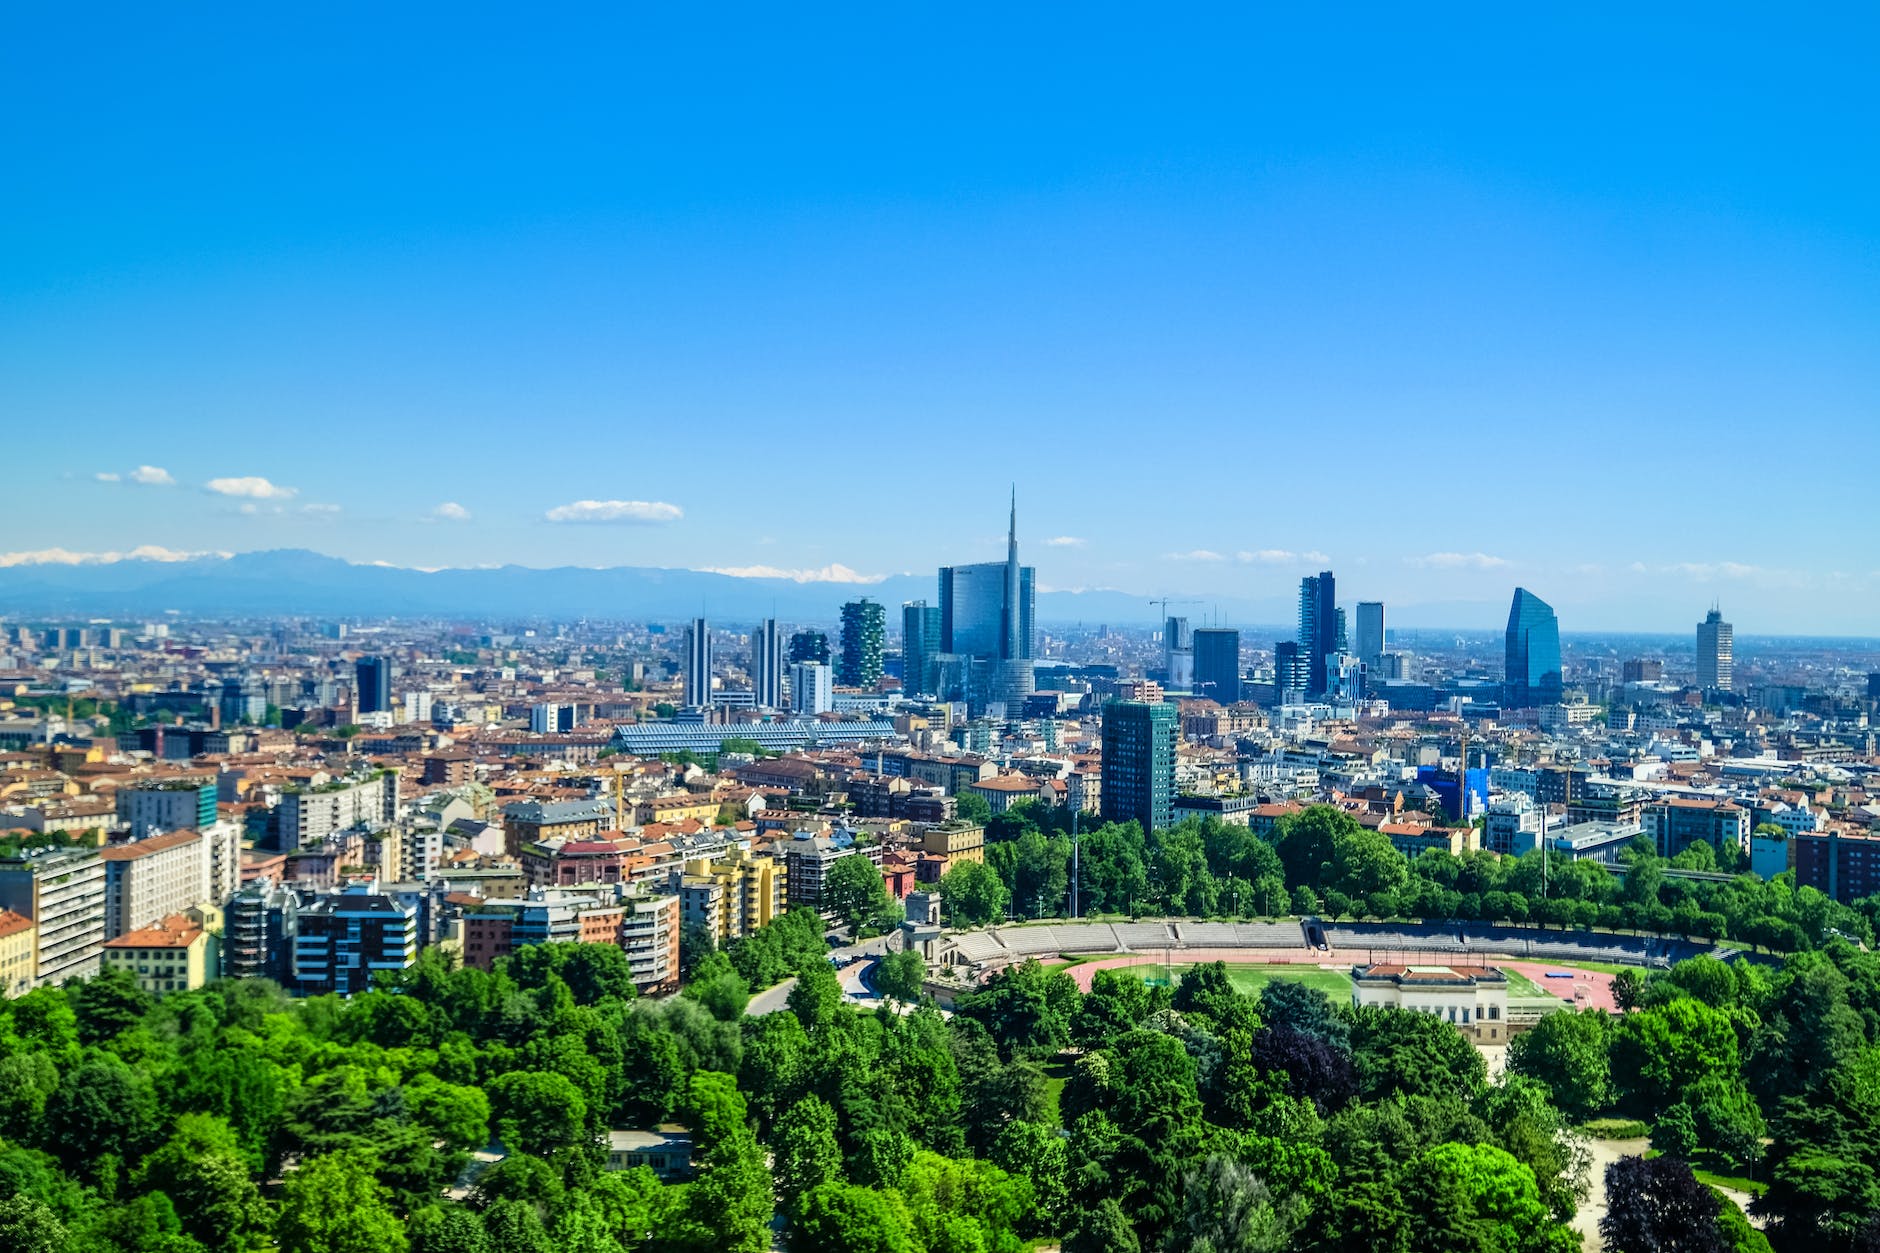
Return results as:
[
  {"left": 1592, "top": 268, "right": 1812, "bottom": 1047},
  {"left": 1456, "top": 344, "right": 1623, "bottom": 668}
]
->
[{"left": 3, "top": 7, "right": 1876, "bottom": 631}]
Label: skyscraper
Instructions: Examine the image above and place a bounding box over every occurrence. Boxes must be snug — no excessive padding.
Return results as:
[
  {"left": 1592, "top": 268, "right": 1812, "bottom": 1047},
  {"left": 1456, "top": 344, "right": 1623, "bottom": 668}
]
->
[
  {"left": 837, "top": 598, "right": 885, "bottom": 688},
  {"left": 1355, "top": 602, "right": 1385, "bottom": 670},
  {"left": 1163, "top": 616, "right": 1193, "bottom": 689},
  {"left": 1697, "top": 607, "right": 1733, "bottom": 693},
  {"left": 788, "top": 630, "right": 829, "bottom": 666},
  {"left": 790, "top": 661, "right": 832, "bottom": 715},
  {"left": 683, "top": 618, "right": 712, "bottom": 708},
  {"left": 1504, "top": 589, "right": 1563, "bottom": 709},
  {"left": 751, "top": 619, "right": 783, "bottom": 709},
  {"left": 1274, "top": 641, "right": 1309, "bottom": 701},
  {"left": 938, "top": 493, "right": 1036, "bottom": 711},
  {"left": 1192, "top": 628, "right": 1241, "bottom": 704},
  {"left": 1101, "top": 700, "right": 1177, "bottom": 834},
  {"left": 902, "top": 601, "right": 942, "bottom": 698},
  {"left": 1297, "top": 571, "right": 1336, "bottom": 698},
  {"left": 355, "top": 656, "right": 391, "bottom": 714}
]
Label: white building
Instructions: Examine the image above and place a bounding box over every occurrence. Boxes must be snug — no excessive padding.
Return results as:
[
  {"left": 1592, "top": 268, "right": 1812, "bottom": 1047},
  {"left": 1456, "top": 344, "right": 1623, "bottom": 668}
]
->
[
  {"left": 789, "top": 662, "right": 832, "bottom": 715},
  {"left": 101, "top": 829, "right": 210, "bottom": 940},
  {"left": 1483, "top": 794, "right": 1542, "bottom": 856},
  {"left": 279, "top": 770, "right": 401, "bottom": 853},
  {"left": 1351, "top": 963, "right": 1509, "bottom": 1042}
]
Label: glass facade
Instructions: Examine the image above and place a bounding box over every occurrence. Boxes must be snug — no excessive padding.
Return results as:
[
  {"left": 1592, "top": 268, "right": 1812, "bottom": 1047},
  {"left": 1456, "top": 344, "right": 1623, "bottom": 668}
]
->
[
  {"left": 1192, "top": 628, "right": 1241, "bottom": 704},
  {"left": 1100, "top": 700, "right": 1177, "bottom": 832},
  {"left": 1297, "top": 571, "right": 1336, "bottom": 698},
  {"left": 938, "top": 562, "right": 1035, "bottom": 661},
  {"left": 1503, "top": 588, "right": 1562, "bottom": 708}
]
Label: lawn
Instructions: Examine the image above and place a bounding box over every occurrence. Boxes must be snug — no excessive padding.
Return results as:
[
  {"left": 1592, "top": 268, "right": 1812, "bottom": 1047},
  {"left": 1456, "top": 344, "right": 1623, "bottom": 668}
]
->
[
  {"left": 1129, "top": 961, "right": 1352, "bottom": 1000},
  {"left": 1502, "top": 968, "right": 1557, "bottom": 999}
]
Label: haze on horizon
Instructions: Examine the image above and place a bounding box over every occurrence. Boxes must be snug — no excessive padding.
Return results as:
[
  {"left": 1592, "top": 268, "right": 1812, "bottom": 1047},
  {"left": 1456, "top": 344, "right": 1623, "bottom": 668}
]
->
[{"left": 3, "top": 8, "right": 1875, "bottom": 634}]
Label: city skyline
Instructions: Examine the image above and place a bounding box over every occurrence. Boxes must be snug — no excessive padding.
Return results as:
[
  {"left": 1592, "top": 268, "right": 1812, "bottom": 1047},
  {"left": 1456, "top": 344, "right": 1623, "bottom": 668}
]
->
[{"left": 5, "top": 11, "right": 1877, "bottom": 633}]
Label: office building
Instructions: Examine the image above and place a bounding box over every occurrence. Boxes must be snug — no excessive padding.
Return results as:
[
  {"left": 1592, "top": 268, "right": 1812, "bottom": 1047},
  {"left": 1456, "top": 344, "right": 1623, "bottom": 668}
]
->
[
  {"left": 101, "top": 829, "right": 209, "bottom": 939},
  {"left": 751, "top": 618, "right": 784, "bottom": 709},
  {"left": 683, "top": 618, "right": 712, "bottom": 708},
  {"left": 938, "top": 495, "right": 1036, "bottom": 713},
  {"left": 838, "top": 598, "right": 886, "bottom": 688},
  {"left": 355, "top": 656, "right": 392, "bottom": 714},
  {"left": 1297, "top": 572, "right": 1337, "bottom": 698},
  {"left": 118, "top": 778, "right": 218, "bottom": 838},
  {"left": 1192, "top": 627, "right": 1241, "bottom": 704},
  {"left": 902, "top": 602, "right": 942, "bottom": 697},
  {"left": 788, "top": 629, "right": 830, "bottom": 666},
  {"left": 1274, "top": 641, "right": 1309, "bottom": 702},
  {"left": 1622, "top": 659, "right": 1665, "bottom": 683},
  {"left": 1100, "top": 700, "right": 1177, "bottom": 834},
  {"left": 1355, "top": 602, "right": 1385, "bottom": 670},
  {"left": 219, "top": 676, "right": 266, "bottom": 726},
  {"left": 0, "top": 846, "right": 107, "bottom": 985},
  {"left": 292, "top": 885, "right": 419, "bottom": 995},
  {"left": 1503, "top": 588, "right": 1563, "bottom": 709},
  {"left": 790, "top": 661, "right": 833, "bottom": 715},
  {"left": 1697, "top": 606, "right": 1734, "bottom": 693},
  {"left": 1163, "top": 617, "right": 1193, "bottom": 689}
]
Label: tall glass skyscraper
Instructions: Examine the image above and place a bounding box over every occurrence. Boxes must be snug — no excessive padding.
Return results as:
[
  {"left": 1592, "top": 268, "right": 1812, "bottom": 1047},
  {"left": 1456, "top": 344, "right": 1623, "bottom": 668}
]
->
[
  {"left": 1297, "top": 571, "right": 1336, "bottom": 698},
  {"left": 1354, "top": 601, "right": 1385, "bottom": 669},
  {"left": 1192, "top": 628, "right": 1241, "bottom": 704},
  {"left": 938, "top": 494, "right": 1036, "bottom": 713},
  {"left": 901, "top": 601, "right": 942, "bottom": 697},
  {"left": 751, "top": 619, "right": 783, "bottom": 709},
  {"left": 355, "top": 656, "right": 391, "bottom": 714},
  {"left": 683, "top": 618, "right": 713, "bottom": 708},
  {"left": 1100, "top": 700, "right": 1176, "bottom": 833},
  {"left": 1503, "top": 589, "right": 1563, "bottom": 708}
]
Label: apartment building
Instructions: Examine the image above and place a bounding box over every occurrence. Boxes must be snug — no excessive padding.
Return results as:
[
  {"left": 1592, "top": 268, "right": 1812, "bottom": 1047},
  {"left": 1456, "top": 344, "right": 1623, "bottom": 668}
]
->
[
  {"left": 102, "top": 912, "right": 217, "bottom": 994},
  {"left": 279, "top": 770, "right": 401, "bottom": 852},
  {"left": 117, "top": 778, "right": 217, "bottom": 837},
  {"left": 0, "top": 909, "right": 35, "bottom": 998},
  {"left": 292, "top": 885, "right": 418, "bottom": 995},
  {"left": 101, "top": 828, "right": 209, "bottom": 938},
  {"left": 677, "top": 847, "right": 786, "bottom": 945},
  {"left": 0, "top": 845, "right": 107, "bottom": 985},
  {"left": 1643, "top": 798, "right": 1750, "bottom": 859}
]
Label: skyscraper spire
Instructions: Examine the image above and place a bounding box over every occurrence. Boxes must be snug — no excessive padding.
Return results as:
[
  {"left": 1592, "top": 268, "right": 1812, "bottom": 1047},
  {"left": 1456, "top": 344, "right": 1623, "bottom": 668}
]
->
[{"left": 1003, "top": 486, "right": 1021, "bottom": 661}]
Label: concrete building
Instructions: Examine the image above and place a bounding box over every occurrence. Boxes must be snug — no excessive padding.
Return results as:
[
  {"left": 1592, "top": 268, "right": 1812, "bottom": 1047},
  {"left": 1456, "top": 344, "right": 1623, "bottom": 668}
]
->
[
  {"left": 1483, "top": 794, "right": 1542, "bottom": 856},
  {"left": 101, "top": 828, "right": 209, "bottom": 939},
  {"left": 1643, "top": 798, "right": 1749, "bottom": 859},
  {"left": 752, "top": 618, "right": 784, "bottom": 709},
  {"left": 0, "top": 909, "right": 35, "bottom": 998},
  {"left": 279, "top": 770, "right": 400, "bottom": 853},
  {"left": 102, "top": 912, "right": 216, "bottom": 995},
  {"left": 790, "top": 661, "right": 833, "bottom": 715},
  {"left": 683, "top": 618, "right": 712, "bottom": 708},
  {"left": 677, "top": 847, "right": 786, "bottom": 945},
  {"left": 117, "top": 778, "right": 217, "bottom": 838},
  {"left": 782, "top": 832, "right": 865, "bottom": 909},
  {"left": 1351, "top": 963, "right": 1509, "bottom": 1042},
  {"left": 224, "top": 879, "right": 299, "bottom": 982},
  {"left": 0, "top": 845, "right": 107, "bottom": 985},
  {"left": 1697, "top": 607, "right": 1734, "bottom": 692},
  {"left": 1794, "top": 829, "right": 1880, "bottom": 904}
]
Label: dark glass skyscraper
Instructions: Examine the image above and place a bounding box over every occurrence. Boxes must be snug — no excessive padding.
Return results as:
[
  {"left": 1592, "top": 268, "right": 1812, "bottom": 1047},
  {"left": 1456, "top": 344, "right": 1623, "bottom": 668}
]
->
[
  {"left": 1504, "top": 588, "right": 1563, "bottom": 708},
  {"left": 1101, "top": 700, "right": 1176, "bottom": 833},
  {"left": 838, "top": 598, "right": 885, "bottom": 687},
  {"left": 1192, "top": 628, "right": 1241, "bottom": 704},
  {"left": 355, "top": 656, "right": 391, "bottom": 714},
  {"left": 1297, "top": 571, "right": 1336, "bottom": 698},
  {"left": 901, "top": 601, "right": 942, "bottom": 697},
  {"left": 788, "top": 630, "right": 829, "bottom": 666}
]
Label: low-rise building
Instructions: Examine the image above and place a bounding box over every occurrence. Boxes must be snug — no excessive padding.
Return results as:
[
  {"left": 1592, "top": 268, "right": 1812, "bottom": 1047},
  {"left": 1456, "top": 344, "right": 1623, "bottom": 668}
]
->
[
  {"left": 101, "top": 912, "right": 217, "bottom": 994},
  {"left": 0, "top": 909, "right": 35, "bottom": 997},
  {"left": 1351, "top": 963, "right": 1509, "bottom": 1042},
  {"left": 605, "top": 1129, "right": 693, "bottom": 1180}
]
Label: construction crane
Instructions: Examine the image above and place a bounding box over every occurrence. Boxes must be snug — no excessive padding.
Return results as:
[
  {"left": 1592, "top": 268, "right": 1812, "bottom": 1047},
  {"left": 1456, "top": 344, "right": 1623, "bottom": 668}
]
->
[{"left": 1150, "top": 596, "right": 1200, "bottom": 627}]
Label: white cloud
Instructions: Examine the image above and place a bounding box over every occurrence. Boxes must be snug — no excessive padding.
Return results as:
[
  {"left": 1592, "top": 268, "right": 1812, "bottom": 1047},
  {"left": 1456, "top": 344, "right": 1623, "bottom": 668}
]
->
[
  {"left": 1044, "top": 536, "right": 1086, "bottom": 548},
  {"left": 206, "top": 475, "right": 297, "bottom": 500},
  {"left": 95, "top": 472, "right": 121, "bottom": 482},
  {"left": 702, "top": 563, "right": 885, "bottom": 584},
  {"left": 544, "top": 499, "right": 683, "bottom": 524},
  {"left": 1410, "top": 551, "right": 1512, "bottom": 570},
  {"left": 1236, "top": 549, "right": 1330, "bottom": 565},
  {"left": 301, "top": 503, "right": 341, "bottom": 515},
  {"left": 130, "top": 465, "right": 175, "bottom": 486},
  {"left": 1165, "top": 549, "right": 1226, "bottom": 562},
  {"left": 431, "top": 502, "right": 471, "bottom": 522},
  {"left": 0, "top": 545, "right": 218, "bottom": 568}
]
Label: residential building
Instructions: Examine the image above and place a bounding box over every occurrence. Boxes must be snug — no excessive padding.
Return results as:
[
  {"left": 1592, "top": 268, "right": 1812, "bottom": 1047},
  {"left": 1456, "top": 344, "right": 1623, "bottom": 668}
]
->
[
  {"left": 838, "top": 599, "right": 886, "bottom": 688},
  {"left": 1193, "top": 628, "right": 1241, "bottom": 705},
  {"left": 1483, "top": 795, "right": 1542, "bottom": 856},
  {"left": 1794, "top": 830, "right": 1880, "bottom": 904},
  {"left": 902, "top": 602, "right": 942, "bottom": 698},
  {"left": 1379, "top": 823, "right": 1479, "bottom": 860},
  {"left": 279, "top": 769, "right": 400, "bottom": 853},
  {"left": 970, "top": 773, "right": 1051, "bottom": 813},
  {"left": 788, "top": 629, "right": 830, "bottom": 666},
  {"left": 1351, "top": 963, "right": 1509, "bottom": 1043},
  {"left": 752, "top": 618, "right": 784, "bottom": 709},
  {"left": 1101, "top": 700, "right": 1177, "bottom": 833},
  {"left": 356, "top": 656, "right": 392, "bottom": 714},
  {"left": 1503, "top": 588, "right": 1563, "bottom": 709},
  {"left": 683, "top": 618, "right": 712, "bottom": 708},
  {"left": 782, "top": 832, "right": 864, "bottom": 909},
  {"left": 1355, "top": 601, "right": 1385, "bottom": 671},
  {"left": 224, "top": 879, "right": 299, "bottom": 982},
  {"left": 102, "top": 912, "right": 216, "bottom": 995},
  {"left": 1274, "top": 641, "right": 1309, "bottom": 702},
  {"left": 1697, "top": 607, "right": 1734, "bottom": 693},
  {"left": 0, "top": 846, "right": 107, "bottom": 985},
  {"left": 501, "top": 797, "right": 611, "bottom": 857},
  {"left": 117, "top": 778, "right": 217, "bottom": 837},
  {"left": 1298, "top": 571, "right": 1336, "bottom": 698},
  {"left": 0, "top": 910, "right": 35, "bottom": 998},
  {"left": 101, "top": 828, "right": 209, "bottom": 938},
  {"left": 677, "top": 847, "right": 786, "bottom": 944},
  {"left": 790, "top": 661, "right": 833, "bottom": 715},
  {"left": 292, "top": 885, "right": 419, "bottom": 995},
  {"left": 1643, "top": 798, "right": 1749, "bottom": 859}
]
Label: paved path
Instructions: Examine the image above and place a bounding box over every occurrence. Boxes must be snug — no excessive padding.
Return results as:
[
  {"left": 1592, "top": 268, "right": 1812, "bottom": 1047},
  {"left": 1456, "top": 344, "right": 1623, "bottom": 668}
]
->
[
  {"left": 1499, "top": 960, "right": 1617, "bottom": 1012},
  {"left": 1577, "top": 1136, "right": 1650, "bottom": 1248}
]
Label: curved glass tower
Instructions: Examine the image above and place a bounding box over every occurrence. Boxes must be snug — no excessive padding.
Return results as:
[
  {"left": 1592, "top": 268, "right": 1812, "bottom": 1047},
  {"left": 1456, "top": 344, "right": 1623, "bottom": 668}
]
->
[{"left": 1504, "top": 588, "right": 1562, "bottom": 708}]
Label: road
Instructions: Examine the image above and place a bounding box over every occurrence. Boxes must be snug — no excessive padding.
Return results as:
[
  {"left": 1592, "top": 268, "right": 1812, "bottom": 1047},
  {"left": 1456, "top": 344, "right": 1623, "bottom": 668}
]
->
[{"left": 747, "top": 932, "right": 895, "bottom": 1015}]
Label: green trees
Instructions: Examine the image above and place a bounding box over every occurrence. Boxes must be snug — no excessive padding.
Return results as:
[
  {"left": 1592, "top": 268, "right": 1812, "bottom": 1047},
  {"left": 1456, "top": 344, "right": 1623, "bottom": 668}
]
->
[
  {"left": 1600, "top": 1155, "right": 1732, "bottom": 1253},
  {"left": 822, "top": 855, "right": 895, "bottom": 934},
  {"left": 788, "top": 1183, "right": 919, "bottom": 1253},
  {"left": 487, "top": 1072, "right": 589, "bottom": 1155},
  {"left": 1609, "top": 998, "right": 1739, "bottom": 1117},
  {"left": 875, "top": 950, "right": 926, "bottom": 1003},
  {"left": 1507, "top": 1008, "right": 1613, "bottom": 1118},
  {"left": 275, "top": 1152, "right": 408, "bottom": 1253},
  {"left": 939, "top": 860, "right": 1009, "bottom": 928},
  {"left": 1402, "top": 1142, "right": 1578, "bottom": 1253},
  {"left": 133, "top": 1114, "right": 271, "bottom": 1253}
]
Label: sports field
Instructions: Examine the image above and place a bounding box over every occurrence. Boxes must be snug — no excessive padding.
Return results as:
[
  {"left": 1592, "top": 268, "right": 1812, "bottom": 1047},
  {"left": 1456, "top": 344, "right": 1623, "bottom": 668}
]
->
[{"left": 1126, "top": 961, "right": 1352, "bottom": 999}]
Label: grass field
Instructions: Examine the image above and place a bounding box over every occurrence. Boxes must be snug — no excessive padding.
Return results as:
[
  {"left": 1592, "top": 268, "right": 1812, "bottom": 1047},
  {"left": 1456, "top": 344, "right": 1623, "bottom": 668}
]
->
[
  {"left": 1502, "top": 968, "right": 1556, "bottom": 999},
  {"left": 1128, "top": 961, "right": 1352, "bottom": 999}
]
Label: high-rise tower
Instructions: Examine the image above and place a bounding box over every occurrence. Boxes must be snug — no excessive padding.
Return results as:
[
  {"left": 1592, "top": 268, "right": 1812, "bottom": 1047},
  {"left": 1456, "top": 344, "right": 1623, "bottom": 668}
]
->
[
  {"left": 683, "top": 618, "right": 712, "bottom": 708},
  {"left": 937, "top": 492, "right": 1036, "bottom": 713},
  {"left": 1697, "top": 606, "right": 1733, "bottom": 693},
  {"left": 751, "top": 619, "right": 783, "bottom": 709},
  {"left": 1355, "top": 602, "right": 1385, "bottom": 670},
  {"left": 837, "top": 598, "right": 885, "bottom": 687},
  {"left": 1297, "top": 571, "right": 1336, "bottom": 698},
  {"left": 1503, "top": 589, "right": 1562, "bottom": 709}
]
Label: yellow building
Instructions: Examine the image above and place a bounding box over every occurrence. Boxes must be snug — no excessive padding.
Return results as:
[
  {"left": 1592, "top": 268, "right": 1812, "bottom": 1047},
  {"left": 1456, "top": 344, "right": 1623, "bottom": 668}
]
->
[
  {"left": 679, "top": 847, "right": 786, "bottom": 944},
  {"left": 0, "top": 909, "right": 35, "bottom": 998},
  {"left": 101, "top": 912, "right": 216, "bottom": 995},
  {"left": 920, "top": 821, "right": 985, "bottom": 864},
  {"left": 635, "top": 794, "right": 722, "bottom": 826}
]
